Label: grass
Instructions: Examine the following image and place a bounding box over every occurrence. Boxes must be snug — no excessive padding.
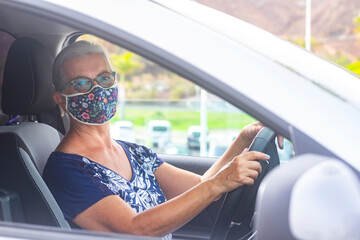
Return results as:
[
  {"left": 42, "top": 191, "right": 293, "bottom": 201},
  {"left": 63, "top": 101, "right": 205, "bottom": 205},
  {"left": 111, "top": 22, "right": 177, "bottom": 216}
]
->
[{"left": 111, "top": 108, "right": 257, "bottom": 131}]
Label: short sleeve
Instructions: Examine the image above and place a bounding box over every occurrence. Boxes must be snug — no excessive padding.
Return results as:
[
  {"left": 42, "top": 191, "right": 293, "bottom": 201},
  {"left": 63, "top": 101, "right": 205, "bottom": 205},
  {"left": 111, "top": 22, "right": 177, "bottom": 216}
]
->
[
  {"left": 43, "top": 152, "right": 114, "bottom": 220},
  {"left": 117, "top": 141, "right": 164, "bottom": 174},
  {"left": 147, "top": 147, "right": 164, "bottom": 173}
]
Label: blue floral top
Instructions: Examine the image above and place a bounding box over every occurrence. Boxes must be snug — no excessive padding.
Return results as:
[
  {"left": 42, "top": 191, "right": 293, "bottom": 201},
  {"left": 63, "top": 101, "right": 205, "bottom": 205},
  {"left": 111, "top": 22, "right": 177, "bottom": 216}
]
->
[{"left": 43, "top": 140, "right": 171, "bottom": 239}]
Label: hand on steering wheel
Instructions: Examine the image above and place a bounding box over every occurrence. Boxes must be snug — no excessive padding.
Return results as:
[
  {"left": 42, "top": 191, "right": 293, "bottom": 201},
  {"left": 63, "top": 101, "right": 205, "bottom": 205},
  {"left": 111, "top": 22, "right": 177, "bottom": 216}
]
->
[
  {"left": 214, "top": 149, "right": 269, "bottom": 193},
  {"left": 240, "top": 122, "right": 284, "bottom": 150},
  {"left": 210, "top": 127, "right": 280, "bottom": 240}
]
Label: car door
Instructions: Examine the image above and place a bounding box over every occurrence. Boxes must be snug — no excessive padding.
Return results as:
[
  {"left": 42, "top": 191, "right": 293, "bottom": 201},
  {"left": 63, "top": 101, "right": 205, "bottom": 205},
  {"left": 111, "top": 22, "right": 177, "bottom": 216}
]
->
[{"left": 73, "top": 34, "right": 296, "bottom": 239}]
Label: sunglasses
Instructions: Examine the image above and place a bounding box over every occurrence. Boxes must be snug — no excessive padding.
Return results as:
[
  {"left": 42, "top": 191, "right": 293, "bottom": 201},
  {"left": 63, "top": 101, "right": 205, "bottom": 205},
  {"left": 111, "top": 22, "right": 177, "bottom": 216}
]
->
[{"left": 59, "top": 71, "right": 116, "bottom": 93}]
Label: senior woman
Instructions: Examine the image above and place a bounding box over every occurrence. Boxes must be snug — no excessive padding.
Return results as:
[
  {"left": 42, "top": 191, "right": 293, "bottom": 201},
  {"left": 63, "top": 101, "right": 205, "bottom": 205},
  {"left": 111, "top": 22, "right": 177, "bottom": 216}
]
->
[{"left": 43, "top": 41, "right": 282, "bottom": 239}]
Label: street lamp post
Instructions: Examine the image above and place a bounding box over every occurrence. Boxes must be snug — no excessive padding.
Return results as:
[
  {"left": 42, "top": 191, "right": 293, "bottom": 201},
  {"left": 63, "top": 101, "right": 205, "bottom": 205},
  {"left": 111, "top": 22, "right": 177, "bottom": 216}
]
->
[
  {"left": 305, "top": 0, "right": 312, "bottom": 51},
  {"left": 200, "top": 89, "right": 208, "bottom": 156}
]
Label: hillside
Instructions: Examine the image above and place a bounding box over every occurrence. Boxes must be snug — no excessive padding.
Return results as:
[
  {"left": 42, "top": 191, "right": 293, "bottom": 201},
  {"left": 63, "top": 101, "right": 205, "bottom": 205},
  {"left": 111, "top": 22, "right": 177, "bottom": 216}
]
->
[{"left": 197, "top": 0, "right": 360, "bottom": 60}]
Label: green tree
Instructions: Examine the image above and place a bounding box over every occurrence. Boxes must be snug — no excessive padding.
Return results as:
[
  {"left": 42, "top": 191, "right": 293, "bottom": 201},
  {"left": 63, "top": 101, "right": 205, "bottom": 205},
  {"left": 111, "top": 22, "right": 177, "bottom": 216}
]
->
[
  {"left": 111, "top": 52, "right": 143, "bottom": 78},
  {"left": 287, "top": 37, "right": 319, "bottom": 48},
  {"left": 346, "top": 13, "right": 360, "bottom": 76},
  {"left": 347, "top": 61, "right": 360, "bottom": 75},
  {"left": 111, "top": 52, "right": 144, "bottom": 119}
]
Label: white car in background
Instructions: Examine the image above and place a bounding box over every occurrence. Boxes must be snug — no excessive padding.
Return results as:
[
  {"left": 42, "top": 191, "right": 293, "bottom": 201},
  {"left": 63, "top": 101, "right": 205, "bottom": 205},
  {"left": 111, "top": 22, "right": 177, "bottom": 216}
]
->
[
  {"left": 148, "top": 120, "right": 171, "bottom": 148},
  {"left": 0, "top": 0, "right": 359, "bottom": 240}
]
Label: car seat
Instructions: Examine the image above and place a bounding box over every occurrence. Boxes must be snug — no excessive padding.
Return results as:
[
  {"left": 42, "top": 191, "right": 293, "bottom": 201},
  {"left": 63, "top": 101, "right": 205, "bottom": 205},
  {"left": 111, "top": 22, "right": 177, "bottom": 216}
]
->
[
  {"left": 0, "top": 37, "right": 69, "bottom": 228},
  {"left": 254, "top": 154, "right": 360, "bottom": 240}
]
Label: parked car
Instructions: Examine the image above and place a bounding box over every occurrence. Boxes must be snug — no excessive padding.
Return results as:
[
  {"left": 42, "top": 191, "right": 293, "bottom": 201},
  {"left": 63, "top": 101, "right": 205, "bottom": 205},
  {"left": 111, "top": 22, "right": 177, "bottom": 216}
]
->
[
  {"left": 187, "top": 125, "right": 208, "bottom": 149},
  {"left": 148, "top": 120, "right": 171, "bottom": 148},
  {"left": 0, "top": 0, "right": 359, "bottom": 239}
]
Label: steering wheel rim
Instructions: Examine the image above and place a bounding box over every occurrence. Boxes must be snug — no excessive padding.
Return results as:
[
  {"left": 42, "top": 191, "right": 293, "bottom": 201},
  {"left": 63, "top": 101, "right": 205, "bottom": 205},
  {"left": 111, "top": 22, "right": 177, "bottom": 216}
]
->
[{"left": 210, "top": 127, "right": 280, "bottom": 240}]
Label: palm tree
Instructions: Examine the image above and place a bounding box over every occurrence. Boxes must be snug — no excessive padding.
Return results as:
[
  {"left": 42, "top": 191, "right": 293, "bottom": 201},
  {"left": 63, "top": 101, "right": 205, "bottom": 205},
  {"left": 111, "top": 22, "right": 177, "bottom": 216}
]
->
[
  {"left": 111, "top": 52, "right": 143, "bottom": 119},
  {"left": 347, "top": 13, "right": 360, "bottom": 75}
]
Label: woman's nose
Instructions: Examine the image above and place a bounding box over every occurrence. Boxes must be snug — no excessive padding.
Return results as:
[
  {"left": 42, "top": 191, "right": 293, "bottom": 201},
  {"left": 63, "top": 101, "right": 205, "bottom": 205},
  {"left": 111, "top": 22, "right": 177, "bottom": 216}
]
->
[{"left": 92, "top": 78, "right": 100, "bottom": 87}]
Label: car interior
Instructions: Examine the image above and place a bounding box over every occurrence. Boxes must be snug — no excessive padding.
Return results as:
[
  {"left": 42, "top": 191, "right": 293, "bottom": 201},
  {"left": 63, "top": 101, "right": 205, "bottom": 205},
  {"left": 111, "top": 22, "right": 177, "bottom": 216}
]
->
[
  {"left": 2, "top": 1, "right": 358, "bottom": 240},
  {"left": 0, "top": 9, "right": 280, "bottom": 239},
  {"left": 0, "top": 36, "right": 69, "bottom": 225}
]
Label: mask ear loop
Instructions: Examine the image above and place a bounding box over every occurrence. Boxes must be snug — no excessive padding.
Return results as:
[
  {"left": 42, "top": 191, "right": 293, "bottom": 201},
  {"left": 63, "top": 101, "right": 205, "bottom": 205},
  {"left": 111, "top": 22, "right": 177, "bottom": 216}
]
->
[
  {"left": 59, "top": 107, "right": 65, "bottom": 117},
  {"left": 57, "top": 93, "right": 67, "bottom": 117}
]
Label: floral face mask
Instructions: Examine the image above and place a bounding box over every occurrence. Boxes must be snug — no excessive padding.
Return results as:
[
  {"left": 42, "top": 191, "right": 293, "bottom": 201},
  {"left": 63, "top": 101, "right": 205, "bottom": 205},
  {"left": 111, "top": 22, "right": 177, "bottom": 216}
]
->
[{"left": 62, "top": 85, "right": 118, "bottom": 125}]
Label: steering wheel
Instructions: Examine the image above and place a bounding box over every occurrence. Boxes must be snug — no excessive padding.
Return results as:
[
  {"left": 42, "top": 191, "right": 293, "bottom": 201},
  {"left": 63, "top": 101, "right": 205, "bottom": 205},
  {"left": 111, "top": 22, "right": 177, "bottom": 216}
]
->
[{"left": 210, "top": 127, "right": 280, "bottom": 240}]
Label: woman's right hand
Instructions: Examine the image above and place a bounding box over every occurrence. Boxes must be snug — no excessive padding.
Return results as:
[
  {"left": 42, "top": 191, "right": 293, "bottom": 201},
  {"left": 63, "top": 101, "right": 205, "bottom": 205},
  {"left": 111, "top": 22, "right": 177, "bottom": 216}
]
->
[{"left": 211, "top": 148, "right": 270, "bottom": 198}]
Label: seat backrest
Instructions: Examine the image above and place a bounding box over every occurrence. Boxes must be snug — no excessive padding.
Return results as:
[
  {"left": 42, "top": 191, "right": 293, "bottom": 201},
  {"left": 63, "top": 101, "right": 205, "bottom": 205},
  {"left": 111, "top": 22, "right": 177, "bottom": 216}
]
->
[
  {"left": 0, "top": 132, "right": 68, "bottom": 227},
  {"left": 0, "top": 37, "right": 69, "bottom": 228},
  {"left": 0, "top": 122, "right": 61, "bottom": 175},
  {"left": 254, "top": 154, "right": 360, "bottom": 240}
]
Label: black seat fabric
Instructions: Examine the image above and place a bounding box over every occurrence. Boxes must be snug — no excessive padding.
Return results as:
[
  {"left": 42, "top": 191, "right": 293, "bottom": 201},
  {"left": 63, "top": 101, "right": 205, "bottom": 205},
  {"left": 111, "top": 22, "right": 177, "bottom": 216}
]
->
[
  {"left": 2, "top": 37, "right": 65, "bottom": 133},
  {"left": 2, "top": 37, "right": 55, "bottom": 115},
  {"left": 0, "top": 37, "right": 69, "bottom": 228}
]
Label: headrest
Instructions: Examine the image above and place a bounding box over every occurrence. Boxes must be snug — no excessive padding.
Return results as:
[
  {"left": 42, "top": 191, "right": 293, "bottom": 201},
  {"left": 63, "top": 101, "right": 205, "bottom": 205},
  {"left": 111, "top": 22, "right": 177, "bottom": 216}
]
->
[{"left": 2, "top": 37, "right": 55, "bottom": 115}]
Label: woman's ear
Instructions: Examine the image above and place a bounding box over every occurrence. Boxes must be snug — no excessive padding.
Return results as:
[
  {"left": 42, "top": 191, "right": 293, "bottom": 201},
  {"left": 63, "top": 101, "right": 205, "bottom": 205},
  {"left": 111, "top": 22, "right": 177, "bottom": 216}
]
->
[{"left": 53, "top": 92, "right": 66, "bottom": 114}]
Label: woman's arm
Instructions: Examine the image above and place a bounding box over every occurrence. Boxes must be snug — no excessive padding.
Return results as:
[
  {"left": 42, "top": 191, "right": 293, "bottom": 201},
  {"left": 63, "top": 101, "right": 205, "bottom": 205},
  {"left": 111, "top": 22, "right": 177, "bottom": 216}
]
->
[
  {"left": 156, "top": 122, "right": 266, "bottom": 200},
  {"left": 73, "top": 151, "right": 269, "bottom": 237},
  {"left": 156, "top": 122, "right": 285, "bottom": 200},
  {"left": 202, "top": 122, "right": 284, "bottom": 181},
  {"left": 201, "top": 131, "right": 253, "bottom": 182}
]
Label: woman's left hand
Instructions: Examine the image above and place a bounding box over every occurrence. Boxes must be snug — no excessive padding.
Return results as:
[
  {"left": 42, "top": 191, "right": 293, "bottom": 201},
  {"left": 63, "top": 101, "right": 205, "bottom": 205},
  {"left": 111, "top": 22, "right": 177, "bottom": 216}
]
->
[{"left": 239, "top": 122, "right": 284, "bottom": 149}]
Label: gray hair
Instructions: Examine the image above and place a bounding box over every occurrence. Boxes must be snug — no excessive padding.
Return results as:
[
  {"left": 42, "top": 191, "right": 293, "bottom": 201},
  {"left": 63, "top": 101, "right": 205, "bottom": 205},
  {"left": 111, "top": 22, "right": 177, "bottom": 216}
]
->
[{"left": 52, "top": 40, "right": 110, "bottom": 91}]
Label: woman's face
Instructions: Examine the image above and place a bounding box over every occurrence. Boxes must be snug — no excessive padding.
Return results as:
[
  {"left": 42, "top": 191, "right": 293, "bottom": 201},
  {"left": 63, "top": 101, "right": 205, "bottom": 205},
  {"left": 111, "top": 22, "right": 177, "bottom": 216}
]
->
[{"left": 61, "top": 53, "right": 111, "bottom": 95}]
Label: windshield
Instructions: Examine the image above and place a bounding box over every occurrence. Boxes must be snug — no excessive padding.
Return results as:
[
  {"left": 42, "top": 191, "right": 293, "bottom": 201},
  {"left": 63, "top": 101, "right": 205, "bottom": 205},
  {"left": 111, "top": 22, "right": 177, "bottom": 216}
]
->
[
  {"left": 120, "top": 127, "right": 132, "bottom": 130},
  {"left": 153, "top": 126, "right": 168, "bottom": 132},
  {"left": 192, "top": 132, "right": 200, "bottom": 137}
]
